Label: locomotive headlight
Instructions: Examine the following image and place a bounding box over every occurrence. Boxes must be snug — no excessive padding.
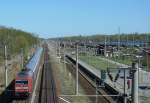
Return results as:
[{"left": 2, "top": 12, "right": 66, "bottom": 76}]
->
[{"left": 23, "top": 87, "right": 29, "bottom": 89}]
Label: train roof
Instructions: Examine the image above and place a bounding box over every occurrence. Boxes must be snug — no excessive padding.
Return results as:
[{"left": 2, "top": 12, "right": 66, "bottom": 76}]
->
[
  {"left": 26, "top": 47, "right": 43, "bottom": 72},
  {"left": 17, "top": 69, "right": 33, "bottom": 77}
]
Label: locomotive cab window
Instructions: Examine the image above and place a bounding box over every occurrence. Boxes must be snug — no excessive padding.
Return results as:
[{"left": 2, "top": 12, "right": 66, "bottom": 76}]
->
[{"left": 16, "top": 80, "right": 28, "bottom": 84}]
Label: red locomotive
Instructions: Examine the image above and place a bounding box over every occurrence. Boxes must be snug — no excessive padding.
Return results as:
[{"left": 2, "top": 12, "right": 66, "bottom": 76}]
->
[{"left": 14, "top": 47, "right": 43, "bottom": 98}]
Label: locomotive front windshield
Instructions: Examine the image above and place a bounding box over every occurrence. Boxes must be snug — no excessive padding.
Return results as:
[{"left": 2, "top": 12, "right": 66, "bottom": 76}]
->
[{"left": 16, "top": 80, "right": 28, "bottom": 84}]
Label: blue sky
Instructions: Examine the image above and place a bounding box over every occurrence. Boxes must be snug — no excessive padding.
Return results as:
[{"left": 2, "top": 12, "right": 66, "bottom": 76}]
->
[{"left": 0, "top": 0, "right": 150, "bottom": 38}]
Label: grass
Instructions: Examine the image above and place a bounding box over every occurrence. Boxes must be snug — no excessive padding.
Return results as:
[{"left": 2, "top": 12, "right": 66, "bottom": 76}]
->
[
  {"left": 108, "top": 55, "right": 150, "bottom": 71},
  {"left": 108, "top": 56, "right": 132, "bottom": 65},
  {"left": 79, "top": 55, "right": 118, "bottom": 70},
  {"left": 70, "top": 96, "right": 93, "bottom": 103},
  {"left": 140, "top": 99, "right": 150, "bottom": 103},
  {"left": 50, "top": 58, "right": 76, "bottom": 95},
  {"left": 49, "top": 52, "right": 92, "bottom": 103}
]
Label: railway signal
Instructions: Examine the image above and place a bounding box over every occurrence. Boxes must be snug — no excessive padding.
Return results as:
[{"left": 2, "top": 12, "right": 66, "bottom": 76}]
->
[
  {"left": 107, "top": 67, "right": 130, "bottom": 103},
  {"left": 101, "top": 70, "right": 106, "bottom": 86}
]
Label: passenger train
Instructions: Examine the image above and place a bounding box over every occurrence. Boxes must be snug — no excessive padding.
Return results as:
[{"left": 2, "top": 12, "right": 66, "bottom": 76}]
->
[{"left": 14, "top": 47, "right": 43, "bottom": 97}]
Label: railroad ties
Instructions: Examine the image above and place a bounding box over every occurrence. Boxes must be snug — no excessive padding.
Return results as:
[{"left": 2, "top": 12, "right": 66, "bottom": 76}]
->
[
  {"left": 38, "top": 45, "right": 58, "bottom": 103},
  {"left": 66, "top": 55, "right": 119, "bottom": 103}
]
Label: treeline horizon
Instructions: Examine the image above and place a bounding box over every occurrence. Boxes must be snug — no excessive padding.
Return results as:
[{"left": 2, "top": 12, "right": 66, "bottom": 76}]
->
[
  {"left": 0, "top": 26, "right": 39, "bottom": 62},
  {"left": 52, "top": 33, "right": 150, "bottom": 42}
]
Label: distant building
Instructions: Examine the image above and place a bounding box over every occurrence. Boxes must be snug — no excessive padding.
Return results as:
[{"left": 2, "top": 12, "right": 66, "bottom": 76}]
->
[{"left": 96, "top": 44, "right": 117, "bottom": 57}]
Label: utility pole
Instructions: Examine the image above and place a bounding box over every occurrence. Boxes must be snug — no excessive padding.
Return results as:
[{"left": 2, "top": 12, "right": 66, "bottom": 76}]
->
[
  {"left": 21, "top": 48, "right": 24, "bottom": 69},
  {"left": 55, "top": 42, "right": 57, "bottom": 55},
  {"left": 104, "top": 36, "right": 107, "bottom": 57},
  {"left": 131, "top": 62, "right": 139, "bottom": 103},
  {"left": 84, "top": 43, "right": 86, "bottom": 55},
  {"left": 58, "top": 41, "right": 60, "bottom": 57},
  {"left": 76, "top": 43, "right": 79, "bottom": 95},
  {"left": 118, "top": 27, "right": 120, "bottom": 52},
  {"left": 4, "top": 45, "right": 8, "bottom": 89},
  {"left": 124, "top": 68, "right": 126, "bottom": 103},
  {"left": 95, "top": 79, "right": 98, "bottom": 103},
  {"left": 63, "top": 42, "right": 66, "bottom": 63}
]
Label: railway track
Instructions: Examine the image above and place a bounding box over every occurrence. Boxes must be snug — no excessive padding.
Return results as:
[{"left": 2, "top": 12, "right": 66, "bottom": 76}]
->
[
  {"left": 65, "top": 56, "right": 117, "bottom": 103},
  {"left": 3, "top": 45, "right": 58, "bottom": 103},
  {"left": 38, "top": 45, "right": 58, "bottom": 103}
]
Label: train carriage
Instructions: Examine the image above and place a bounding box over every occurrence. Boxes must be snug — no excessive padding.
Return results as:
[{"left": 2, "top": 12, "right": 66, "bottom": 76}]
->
[{"left": 14, "top": 47, "right": 43, "bottom": 98}]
